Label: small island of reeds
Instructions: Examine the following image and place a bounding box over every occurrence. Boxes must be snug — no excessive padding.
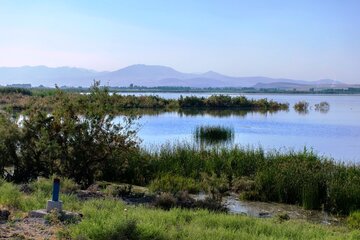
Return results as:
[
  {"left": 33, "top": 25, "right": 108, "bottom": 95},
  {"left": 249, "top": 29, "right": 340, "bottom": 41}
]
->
[
  {"left": 194, "top": 125, "right": 234, "bottom": 144},
  {"left": 0, "top": 83, "right": 289, "bottom": 114}
]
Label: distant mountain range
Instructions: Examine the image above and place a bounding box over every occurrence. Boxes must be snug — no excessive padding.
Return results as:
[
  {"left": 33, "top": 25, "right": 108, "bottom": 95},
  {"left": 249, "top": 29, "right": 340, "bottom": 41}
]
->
[{"left": 0, "top": 64, "right": 349, "bottom": 89}]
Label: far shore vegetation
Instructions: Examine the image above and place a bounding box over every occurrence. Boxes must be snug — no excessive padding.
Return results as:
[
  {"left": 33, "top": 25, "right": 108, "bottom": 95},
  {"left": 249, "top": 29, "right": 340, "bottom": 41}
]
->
[
  {"left": 0, "top": 84, "right": 289, "bottom": 113},
  {"left": 2, "top": 84, "right": 360, "bottom": 95}
]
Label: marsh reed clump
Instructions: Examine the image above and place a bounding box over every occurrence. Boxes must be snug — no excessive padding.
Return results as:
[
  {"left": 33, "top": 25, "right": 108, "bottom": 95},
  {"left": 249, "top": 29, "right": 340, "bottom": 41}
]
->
[
  {"left": 294, "top": 101, "right": 309, "bottom": 113},
  {"left": 194, "top": 125, "right": 234, "bottom": 144}
]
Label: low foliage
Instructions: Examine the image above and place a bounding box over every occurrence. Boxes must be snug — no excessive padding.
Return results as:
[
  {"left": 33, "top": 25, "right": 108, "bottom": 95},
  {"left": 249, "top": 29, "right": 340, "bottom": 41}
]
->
[
  {"left": 149, "top": 174, "right": 201, "bottom": 194},
  {"left": 348, "top": 211, "right": 360, "bottom": 230},
  {"left": 67, "top": 199, "right": 360, "bottom": 240},
  {"left": 195, "top": 125, "right": 234, "bottom": 144},
  {"left": 0, "top": 84, "right": 139, "bottom": 187},
  {"left": 0, "top": 86, "right": 289, "bottom": 113},
  {"left": 294, "top": 101, "right": 310, "bottom": 113},
  {"left": 144, "top": 144, "right": 360, "bottom": 214},
  {"left": 179, "top": 95, "right": 289, "bottom": 110},
  {"left": 0, "top": 87, "right": 32, "bottom": 96},
  {"left": 0, "top": 179, "right": 359, "bottom": 239}
]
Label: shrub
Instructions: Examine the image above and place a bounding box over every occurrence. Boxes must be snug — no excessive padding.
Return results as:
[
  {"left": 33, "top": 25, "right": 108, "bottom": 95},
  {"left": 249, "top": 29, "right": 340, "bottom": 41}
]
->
[
  {"left": 326, "top": 165, "right": 360, "bottom": 214},
  {"left": 253, "top": 150, "right": 328, "bottom": 209},
  {"left": 232, "top": 177, "right": 255, "bottom": 193},
  {"left": 201, "top": 173, "right": 229, "bottom": 201},
  {"left": 29, "top": 176, "right": 79, "bottom": 195},
  {"left": 348, "top": 211, "right": 360, "bottom": 229},
  {"left": 153, "top": 193, "right": 177, "bottom": 210},
  {"left": 3, "top": 84, "right": 139, "bottom": 187},
  {"left": 294, "top": 101, "right": 309, "bottom": 113},
  {"left": 149, "top": 174, "right": 201, "bottom": 194},
  {"left": 194, "top": 125, "right": 234, "bottom": 145},
  {"left": 276, "top": 213, "right": 290, "bottom": 222},
  {"left": 105, "top": 184, "right": 133, "bottom": 198},
  {"left": 0, "top": 182, "right": 22, "bottom": 209}
]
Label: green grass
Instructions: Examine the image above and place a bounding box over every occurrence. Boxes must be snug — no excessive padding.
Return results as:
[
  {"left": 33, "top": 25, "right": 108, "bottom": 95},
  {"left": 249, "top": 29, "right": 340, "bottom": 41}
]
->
[
  {"left": 1, "top": 179, "right": 359, "bottom": 239},
  {"left": 149, "top": 174, "right": 202, "bottom": 194},
  {"left": 0, "top": 177, "right": 80, "bottom": 213},
  {"left": 66, "top": 199, "right": 360, "bottom": 240},
  {"left": 143, "top": 144, "right": 360, "bottom": 214},
  {"left": 348, "top": 211, "right": 360, "bottom": 230}
]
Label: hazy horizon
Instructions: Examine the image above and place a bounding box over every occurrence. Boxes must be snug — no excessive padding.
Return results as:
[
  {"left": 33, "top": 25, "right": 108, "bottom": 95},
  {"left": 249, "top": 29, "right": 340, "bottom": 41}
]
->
[
  {"left": 1, "top": 1, "right": 360, "bottom": 83},
  {"left": 0, "top": 64, "right": 351, "bottom": 84}
]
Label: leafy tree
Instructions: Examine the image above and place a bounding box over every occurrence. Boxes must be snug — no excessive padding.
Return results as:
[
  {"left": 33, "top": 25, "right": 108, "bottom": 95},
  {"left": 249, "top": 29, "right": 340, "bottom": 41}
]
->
[
  {"left": 0, "top": 113, "right": 20, "bottom": 179},
  {"left": 6, "top": 83, "right": 139, "bottom": 187}
]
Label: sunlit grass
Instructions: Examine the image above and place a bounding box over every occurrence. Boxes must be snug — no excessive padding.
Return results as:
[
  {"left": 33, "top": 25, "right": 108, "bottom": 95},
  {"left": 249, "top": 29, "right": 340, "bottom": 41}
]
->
[{"left": 67, "top": 199, "right": 360, "bottom": 240}]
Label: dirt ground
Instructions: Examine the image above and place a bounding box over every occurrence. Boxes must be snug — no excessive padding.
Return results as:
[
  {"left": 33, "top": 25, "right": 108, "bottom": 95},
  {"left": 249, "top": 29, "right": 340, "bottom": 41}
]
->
[{"left": 0, "top": 218, "right": 60, "bottom": 240}]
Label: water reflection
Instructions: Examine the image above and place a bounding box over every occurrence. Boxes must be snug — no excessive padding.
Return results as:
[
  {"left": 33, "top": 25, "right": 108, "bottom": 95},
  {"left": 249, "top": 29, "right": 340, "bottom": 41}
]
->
[
  {"left": 314, "top": 102, "right": 330, "bottom": 114},
  {"left": 114, "top": 94, "right": 360, "bottom": 163},
  {"left": 294, "top": 108, "right": 309, "bottom": 115},
  {"left": 117, "top": 108, "right": 288, "bottom": 118}
]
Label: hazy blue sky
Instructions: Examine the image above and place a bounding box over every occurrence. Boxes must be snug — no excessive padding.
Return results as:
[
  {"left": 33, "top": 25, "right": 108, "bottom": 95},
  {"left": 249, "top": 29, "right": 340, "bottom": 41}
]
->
[{"left": 0, "top": 0, "right": 359, "bottom": 83}]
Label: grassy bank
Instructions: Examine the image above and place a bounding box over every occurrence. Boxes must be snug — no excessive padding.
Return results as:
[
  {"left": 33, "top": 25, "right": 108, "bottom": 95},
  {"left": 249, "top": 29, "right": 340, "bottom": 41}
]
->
[
  {"left": 1, "top": 178, "right": 359, "bottom": 240},
  {"left": 67, "top": 199, "right": 359, "bottom": 240},
  {"left": 140, "top": 144, "right": 360, "bottom": 214}
]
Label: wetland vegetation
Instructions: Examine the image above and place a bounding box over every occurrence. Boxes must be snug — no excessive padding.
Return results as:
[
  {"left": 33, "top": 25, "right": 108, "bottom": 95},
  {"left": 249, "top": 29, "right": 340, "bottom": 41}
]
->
[
  {"left": 0, "top": 84, "right": 289, "bottom": 114},
  {"left": 194, "top": 125, "right": 234, "bottom": 145},
  {"left": 0, "top": 85, "right": 359, "bottom": 239}
]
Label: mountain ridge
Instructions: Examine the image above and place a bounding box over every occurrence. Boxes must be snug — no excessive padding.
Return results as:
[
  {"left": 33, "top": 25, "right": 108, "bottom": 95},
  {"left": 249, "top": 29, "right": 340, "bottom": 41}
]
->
[{"left": 0, "top": 64, "right": 346, "bottom": 88}]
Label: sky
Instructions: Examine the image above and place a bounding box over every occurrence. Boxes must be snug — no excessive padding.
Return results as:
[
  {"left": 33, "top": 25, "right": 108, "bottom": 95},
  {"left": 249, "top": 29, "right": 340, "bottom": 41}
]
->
[{"left": 0, "top": 0, "right": 360, "bottom": 83}]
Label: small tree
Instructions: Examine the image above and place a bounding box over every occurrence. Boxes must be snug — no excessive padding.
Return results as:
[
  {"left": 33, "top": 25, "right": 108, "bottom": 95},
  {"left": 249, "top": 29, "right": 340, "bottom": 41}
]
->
[
  {"left": 10, "top": 83, "right": 139, "bottom": 187},
  {"left": 0, "top": 113, "right": 20, "bottom": 179}
]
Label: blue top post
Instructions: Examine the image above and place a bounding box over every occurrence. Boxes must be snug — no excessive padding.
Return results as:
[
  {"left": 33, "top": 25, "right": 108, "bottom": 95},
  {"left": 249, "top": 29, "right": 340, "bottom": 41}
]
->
[{"left": 52, "top": 178, "right": 60, "bottom": 202}]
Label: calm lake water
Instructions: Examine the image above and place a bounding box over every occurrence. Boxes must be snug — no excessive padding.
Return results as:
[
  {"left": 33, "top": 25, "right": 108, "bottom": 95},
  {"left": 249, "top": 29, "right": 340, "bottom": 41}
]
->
[{"left": 116, "top": 93, "right": 360, "bottom": 163}]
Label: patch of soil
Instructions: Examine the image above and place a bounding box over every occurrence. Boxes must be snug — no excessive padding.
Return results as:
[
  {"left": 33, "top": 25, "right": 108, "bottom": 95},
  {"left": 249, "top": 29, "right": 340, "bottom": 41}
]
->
[
  {"left": 0, "top": 218, "right": 60, "bottom": 240},
  {"left": 76, "top": 190, "right": 105, "bottom": 200}
]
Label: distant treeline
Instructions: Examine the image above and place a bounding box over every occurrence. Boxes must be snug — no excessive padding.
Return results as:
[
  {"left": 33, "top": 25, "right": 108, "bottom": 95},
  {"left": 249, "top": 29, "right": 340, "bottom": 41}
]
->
[
  {"left": 0, "top": 87, "right": 32, "bottom": 95},
  {"left": 107, "top": 86, "right": 360, "bottom": 94},
  {"left": 2, "top": 85, "right": 360, "bottom": 95}
]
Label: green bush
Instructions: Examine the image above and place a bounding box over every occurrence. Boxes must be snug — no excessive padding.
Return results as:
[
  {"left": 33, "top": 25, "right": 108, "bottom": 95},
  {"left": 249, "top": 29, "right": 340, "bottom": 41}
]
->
[
  {"left": 294, "top": 101, "right": 309, "bottom": 113},
  {"left": 104, "top": 184, "right": 133, "bottom": 198},
  {"left": 0, "top": 182, "right": 22, "bottom": 208},
  {"left": 194, "top": 125, "right": 234, "bottom": 144},
  {"left": 154, "top": 192, "right": 177, "bottom": 210},
  {"left": 1, "top": 85, "right": 139, "bottom": 187},
  {"left": 29, "top": 176, "right": 79, "bottom": 195},
  {"left": 326, "top": 165, "right": 360, "bottom": 214},
  {"left": 251, "top": 150, "right": 328, "bottom": 208},
  {"left": 232, "top": 177, "right": 256, "bottom": 193},
  {"left": 348, "top": 211, "right": 360, "bottom": 230},
  {"left": 149, "top": 174, "right": 201, "bottom": 194}
]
